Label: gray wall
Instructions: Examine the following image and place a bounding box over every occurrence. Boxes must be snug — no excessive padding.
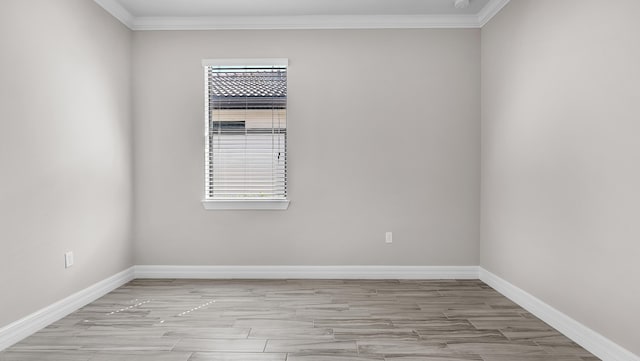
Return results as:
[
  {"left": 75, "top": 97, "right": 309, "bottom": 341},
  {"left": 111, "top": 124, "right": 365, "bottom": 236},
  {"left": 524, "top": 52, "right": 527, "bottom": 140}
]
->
[
  {"left": 481, "top": 0, "right": 640, "bottom": 355},
  {"left": 0, "top": 0, "right": 133, "bottom": 327},
  {"left": 132, "top": 29, "right": 481, "bottom": 266},
  {"left": 1, "top": 0, "right": 637, "bottom": 354}
]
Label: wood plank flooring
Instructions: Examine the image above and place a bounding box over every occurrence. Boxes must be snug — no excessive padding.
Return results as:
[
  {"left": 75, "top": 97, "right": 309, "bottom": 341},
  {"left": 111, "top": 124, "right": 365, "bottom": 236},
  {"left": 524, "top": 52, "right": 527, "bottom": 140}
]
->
[{"left": 0, "top": 279, "right": 599, "bottom": 361}]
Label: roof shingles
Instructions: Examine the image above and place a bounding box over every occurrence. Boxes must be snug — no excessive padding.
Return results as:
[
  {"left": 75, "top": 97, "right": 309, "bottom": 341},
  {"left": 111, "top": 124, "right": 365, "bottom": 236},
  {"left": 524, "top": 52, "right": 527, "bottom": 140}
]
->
[{"left": 209, "top": 71, "right": 287, "bottom": 98}]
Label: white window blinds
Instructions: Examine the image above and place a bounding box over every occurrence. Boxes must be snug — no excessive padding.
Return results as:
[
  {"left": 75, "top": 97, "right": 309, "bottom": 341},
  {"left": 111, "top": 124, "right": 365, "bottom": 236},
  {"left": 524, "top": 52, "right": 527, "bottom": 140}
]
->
[{"left": 203, "top": 59, "right": 288, "bottom": 202}]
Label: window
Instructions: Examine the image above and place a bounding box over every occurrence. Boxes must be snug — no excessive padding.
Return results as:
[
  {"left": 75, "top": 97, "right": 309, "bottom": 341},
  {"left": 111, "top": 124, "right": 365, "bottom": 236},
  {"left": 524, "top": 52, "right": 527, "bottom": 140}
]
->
[{"left": 202, "top": 59, "right": 289, "bottom": 210}]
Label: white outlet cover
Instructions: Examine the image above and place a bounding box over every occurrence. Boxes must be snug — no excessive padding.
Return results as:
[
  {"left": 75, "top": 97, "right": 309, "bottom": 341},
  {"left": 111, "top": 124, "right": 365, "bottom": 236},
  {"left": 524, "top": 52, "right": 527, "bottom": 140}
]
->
[
  {"left": 65, "top": 251, "right": 74, "bottom": 268},
  {"left": 385, "top": 232, "right": 393, "bottom": 243}
]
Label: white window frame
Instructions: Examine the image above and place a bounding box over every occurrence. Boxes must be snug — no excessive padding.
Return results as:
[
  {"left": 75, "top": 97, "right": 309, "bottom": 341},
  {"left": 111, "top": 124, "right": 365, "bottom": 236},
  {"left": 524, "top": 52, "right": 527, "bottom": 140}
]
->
[{"left": 201, "top": 58, "right": 290, "bottom": 210}]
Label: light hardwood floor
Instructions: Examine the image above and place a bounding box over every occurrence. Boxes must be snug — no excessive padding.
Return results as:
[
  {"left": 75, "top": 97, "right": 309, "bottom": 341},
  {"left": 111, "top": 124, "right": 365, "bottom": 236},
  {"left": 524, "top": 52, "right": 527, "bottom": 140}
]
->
[{"left": 0, "top": 279, "right": 598, "bottom": 360}]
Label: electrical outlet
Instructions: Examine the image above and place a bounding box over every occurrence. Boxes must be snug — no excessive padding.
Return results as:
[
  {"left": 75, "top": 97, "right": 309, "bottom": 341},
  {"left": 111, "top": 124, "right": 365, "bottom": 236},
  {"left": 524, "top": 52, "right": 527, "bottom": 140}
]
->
[
  {"left": 64, "top": 251, "right": 74, "bottom": 268},
  {"left": 385, "top": 232, "right": 393, "bottom": 243}
]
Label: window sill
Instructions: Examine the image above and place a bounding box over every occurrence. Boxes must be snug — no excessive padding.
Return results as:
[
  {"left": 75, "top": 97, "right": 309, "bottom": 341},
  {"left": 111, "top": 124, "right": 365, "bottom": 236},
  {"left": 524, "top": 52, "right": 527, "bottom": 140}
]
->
[{"left": 201, "top": 199, "right": 290, "bottom": 210}]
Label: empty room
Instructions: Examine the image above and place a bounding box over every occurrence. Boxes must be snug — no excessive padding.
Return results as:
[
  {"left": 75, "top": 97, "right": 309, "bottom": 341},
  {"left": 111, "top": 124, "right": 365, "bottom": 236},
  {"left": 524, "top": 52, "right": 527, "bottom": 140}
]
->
[{"left": 0, "top": 0, "right": 638, "bottom": 360}]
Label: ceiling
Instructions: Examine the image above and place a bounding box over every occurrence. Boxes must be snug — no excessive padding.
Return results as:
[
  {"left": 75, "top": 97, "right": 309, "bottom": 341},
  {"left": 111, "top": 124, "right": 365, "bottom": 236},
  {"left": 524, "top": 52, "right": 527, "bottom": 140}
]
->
[{"left": 94, "top": 0, "right": 510, "bottom": 30}]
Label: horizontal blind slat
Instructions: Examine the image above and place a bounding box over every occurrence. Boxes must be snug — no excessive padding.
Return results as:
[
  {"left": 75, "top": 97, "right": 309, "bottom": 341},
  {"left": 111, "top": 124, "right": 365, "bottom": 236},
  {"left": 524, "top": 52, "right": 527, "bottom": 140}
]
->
[{"left": 205, "top": 63, "right": 288, "bottom": 200}]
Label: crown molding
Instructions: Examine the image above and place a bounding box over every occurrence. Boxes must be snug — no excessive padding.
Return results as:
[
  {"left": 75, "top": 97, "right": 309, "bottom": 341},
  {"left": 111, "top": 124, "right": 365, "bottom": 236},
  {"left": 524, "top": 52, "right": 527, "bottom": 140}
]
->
[
  {"left": 94, "top": 0, "right": 511, "bottom": 30},
  {"left": 131, "top": 14, "right": 482, "bottom": 30},
  {"left": 478, "top": 0, "right": 511, "bottom": 27},
  {"left": 93, "top": 0, "right": 135, "bottom": 28}
]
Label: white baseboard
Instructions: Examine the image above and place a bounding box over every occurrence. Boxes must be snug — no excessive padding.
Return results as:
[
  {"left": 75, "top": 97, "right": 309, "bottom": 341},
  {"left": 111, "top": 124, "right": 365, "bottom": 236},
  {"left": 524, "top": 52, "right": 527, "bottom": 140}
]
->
[
  {"left": 134, "top": 265, "right": 480, "bottom": 280},
  {"left": 3, "top": 265, "right": 637, "bottom": 361},
  {"left": 479, "top": 268, "right": 640, "bottom": 361},
  {"left": 0, "top": 267, "right": 135, "bottom": 351}
]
